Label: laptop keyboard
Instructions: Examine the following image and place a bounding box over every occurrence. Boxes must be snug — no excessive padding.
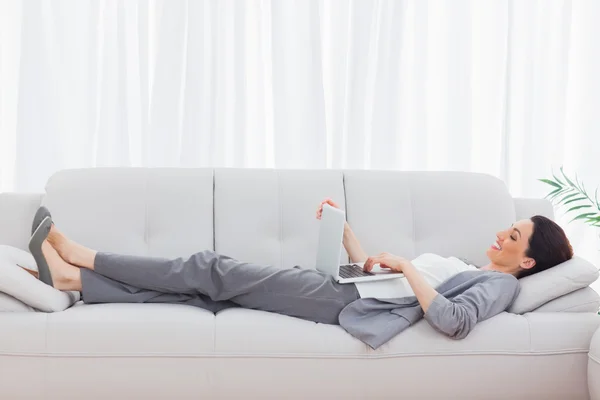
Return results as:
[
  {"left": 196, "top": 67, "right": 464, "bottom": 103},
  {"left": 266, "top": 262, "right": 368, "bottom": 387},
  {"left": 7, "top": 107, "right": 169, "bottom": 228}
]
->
[{"left": 339, "top": 264, "right": 374, "bottom": 279}]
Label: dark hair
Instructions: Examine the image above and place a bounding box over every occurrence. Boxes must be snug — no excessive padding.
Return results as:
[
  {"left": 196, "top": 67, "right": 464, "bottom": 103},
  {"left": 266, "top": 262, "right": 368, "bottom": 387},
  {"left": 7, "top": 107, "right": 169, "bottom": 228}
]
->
[{"left": 519, "top": 215, "right": 574, "bottom": 279}]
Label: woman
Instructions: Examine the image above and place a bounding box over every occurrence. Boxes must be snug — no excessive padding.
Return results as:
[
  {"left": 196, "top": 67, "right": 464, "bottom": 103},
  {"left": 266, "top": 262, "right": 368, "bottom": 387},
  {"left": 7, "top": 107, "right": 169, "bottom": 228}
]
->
[{"left": 28, "top": 199, "right": 573, "bottom": 348}]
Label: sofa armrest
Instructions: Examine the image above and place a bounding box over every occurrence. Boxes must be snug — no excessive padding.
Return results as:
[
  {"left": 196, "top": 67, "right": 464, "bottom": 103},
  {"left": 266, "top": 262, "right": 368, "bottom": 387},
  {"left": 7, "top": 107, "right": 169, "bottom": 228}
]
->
[
  {"left": 589, "top": 326, "right": 600, "bottom": 400},
  {"left": 514, "top": 197, "right": 555, "bottom": 220},
  {"left": 534, "top": 287, "right": 600, "bottom": 313},
  {"left": 0, "top": 193, "right": 43, "bottom": 250}
]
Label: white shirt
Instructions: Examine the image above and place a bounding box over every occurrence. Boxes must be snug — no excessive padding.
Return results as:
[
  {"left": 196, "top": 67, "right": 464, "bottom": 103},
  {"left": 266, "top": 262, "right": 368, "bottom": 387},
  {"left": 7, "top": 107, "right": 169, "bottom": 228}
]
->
[{"left": 354, "top": 253, "right": 478, "bottom": 299}]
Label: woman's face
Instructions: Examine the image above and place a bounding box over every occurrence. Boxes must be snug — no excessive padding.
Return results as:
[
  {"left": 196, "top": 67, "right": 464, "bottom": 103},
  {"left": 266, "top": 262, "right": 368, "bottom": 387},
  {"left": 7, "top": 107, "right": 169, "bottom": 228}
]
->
[{"left": 486, "top": 219, "right": 536, "bottom": 272}]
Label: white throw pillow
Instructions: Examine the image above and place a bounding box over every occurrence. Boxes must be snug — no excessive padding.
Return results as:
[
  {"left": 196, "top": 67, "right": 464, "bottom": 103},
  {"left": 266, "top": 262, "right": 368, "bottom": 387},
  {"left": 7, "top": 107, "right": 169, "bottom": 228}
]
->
[
  {"left": 0, "top": 291, "right": 34, "bottom": 312},
  {"left": 508, "top": 256, "right": 600, "bottom": 314},
  {"left": 0, "top": 245, "right": 80, "bottom": 312}
]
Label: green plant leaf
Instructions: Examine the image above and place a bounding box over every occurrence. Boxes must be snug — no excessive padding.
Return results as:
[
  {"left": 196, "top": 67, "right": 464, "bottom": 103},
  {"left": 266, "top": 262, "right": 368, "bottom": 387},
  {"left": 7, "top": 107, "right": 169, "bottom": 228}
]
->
[
  {"left": 548, "top": 189, "right": 562, "bottom": 201},
  {"left": 575, "top": 175, "right": 591, "bottom": 197},
  {"left": 570, "top": 212, "right": 597, "bottom": 223},
  {"left": 545, "top": 168, "right": 600, "bottom": 226},
  {"left": 539, "top": 179, "right": 561, "bottom": 189},
  {"left": 567, "top": 205, "right": 592, "bottom": 213},
  {"left": 575, "top": 174, "right": 583, "bottom": 192},
  {"left": 561, "top": 193, "right": 583, "bottom": 203},
  {"left": 563, "top": 197, "right": 587, "bottom": 206},
  {"left": 552, "top": 188, "right": 574, "bottom": 202},
  {"left": 553, "top": 186, "right": 572, "bottom": 196},
  {"left": 552, "top": 167, "right": 565, "bottom": 185},
  {"left": 545, "top": 188, "right": 562, "bottom": 199},
  {"left": 560, "top": 166, "right": 577, "bottom": 188}
]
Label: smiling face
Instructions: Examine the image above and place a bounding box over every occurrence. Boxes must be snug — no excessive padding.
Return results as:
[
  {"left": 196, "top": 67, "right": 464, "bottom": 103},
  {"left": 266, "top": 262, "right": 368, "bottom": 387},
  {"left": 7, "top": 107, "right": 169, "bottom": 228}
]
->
[{"left": 486, "top": 219, "right": 536, "bottom": 275}]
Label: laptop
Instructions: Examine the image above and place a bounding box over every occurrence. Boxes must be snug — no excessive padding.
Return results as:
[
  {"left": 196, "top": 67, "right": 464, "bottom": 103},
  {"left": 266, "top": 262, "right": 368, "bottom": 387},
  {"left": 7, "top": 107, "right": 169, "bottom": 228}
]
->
[{"left": 315, "top": 204, "right": 404, "bottom": 284}]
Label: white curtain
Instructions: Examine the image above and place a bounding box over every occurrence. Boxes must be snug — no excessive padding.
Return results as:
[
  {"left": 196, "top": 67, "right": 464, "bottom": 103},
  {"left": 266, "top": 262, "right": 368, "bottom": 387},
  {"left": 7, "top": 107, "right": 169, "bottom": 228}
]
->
[{"left": 1, "top": 0, "right": 600, "bottom": 261}]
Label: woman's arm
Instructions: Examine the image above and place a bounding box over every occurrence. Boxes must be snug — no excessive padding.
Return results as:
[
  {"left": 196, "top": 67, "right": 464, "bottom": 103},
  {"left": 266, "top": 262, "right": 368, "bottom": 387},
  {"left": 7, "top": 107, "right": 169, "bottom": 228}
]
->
[
  {"left": 364, "top": 253, "right": 520, "bottom": 339},
  {"left": 342, "top": 222, "right": 369, "bottom": 263},
  {"left": 396, "top": 261, "right": 438, "bottom": 312},
  {"left": 423, "top": 274, "right": 519, "bottom": 338},
  {"left": 363, "top": 254, "right": 437, "bottom": 311}
]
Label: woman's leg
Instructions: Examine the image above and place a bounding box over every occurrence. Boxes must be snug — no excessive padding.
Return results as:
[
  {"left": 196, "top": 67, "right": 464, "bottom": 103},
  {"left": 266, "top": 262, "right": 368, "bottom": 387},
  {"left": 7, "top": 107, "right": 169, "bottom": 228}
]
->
[
  {"left": 41, "top": 240, "right": 81, "bottom": 291},
  {"left": 80, "top": 269, "right": 236, "bottom": 313},
  {"left": 48, "top": 227, "right": 360, "bottom": 324},
  {"left": 42, "top": 240, "right": 235, "bottom": 312},
  {"left": 47, "top": 227, "right": 96, "bottom": 271}
]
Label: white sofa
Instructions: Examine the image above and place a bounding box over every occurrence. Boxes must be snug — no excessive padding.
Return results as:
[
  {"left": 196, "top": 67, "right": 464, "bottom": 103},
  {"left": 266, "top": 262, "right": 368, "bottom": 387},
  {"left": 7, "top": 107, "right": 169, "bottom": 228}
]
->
[{"left": 1, "top": 168, "right": 600, "bottom": 399}]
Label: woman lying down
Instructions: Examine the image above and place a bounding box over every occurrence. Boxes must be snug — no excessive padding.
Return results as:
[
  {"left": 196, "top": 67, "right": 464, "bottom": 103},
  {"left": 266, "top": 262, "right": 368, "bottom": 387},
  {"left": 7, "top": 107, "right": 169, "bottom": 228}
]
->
[{"left": 26, "top": 199, "right": 573, "bottom": 349}]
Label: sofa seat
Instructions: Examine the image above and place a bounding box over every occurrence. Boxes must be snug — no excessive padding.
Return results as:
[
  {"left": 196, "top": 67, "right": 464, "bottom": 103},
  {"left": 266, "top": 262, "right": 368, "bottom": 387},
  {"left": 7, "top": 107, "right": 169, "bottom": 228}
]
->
[
  {"left": 215, "top": 308, "right": 599, "bottom": 357},
  {"left": 1, "top": 303, "right": 598, "bottom": 399},
  {"left": 3, "top": 304, "right": 598, "bottom": 359},
  {"left": 3, "top": 305, "right": 594, "bottom": 359},
  {"left": 47, "top": 303, "right": 216, "bottom": 356}
]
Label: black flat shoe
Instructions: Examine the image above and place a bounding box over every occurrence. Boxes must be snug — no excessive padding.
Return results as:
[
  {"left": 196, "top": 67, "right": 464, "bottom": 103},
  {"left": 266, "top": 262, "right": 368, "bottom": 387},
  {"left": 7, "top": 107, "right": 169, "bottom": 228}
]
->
[
  {"left": 31, "top": 206, "right": 52, "bottom": 235},
  {"left": 29, "top": 216, "right": 54, "bottom": 287}
]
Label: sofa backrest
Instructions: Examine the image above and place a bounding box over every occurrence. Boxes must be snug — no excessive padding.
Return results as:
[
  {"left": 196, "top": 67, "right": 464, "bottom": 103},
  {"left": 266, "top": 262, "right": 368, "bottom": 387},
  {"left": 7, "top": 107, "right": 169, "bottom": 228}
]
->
[
  {"left": 43, "top": 169, "right": 214, "bottom": 259},
  {"left": 41, "top": 168, "right": 517, "bottom": 268}
]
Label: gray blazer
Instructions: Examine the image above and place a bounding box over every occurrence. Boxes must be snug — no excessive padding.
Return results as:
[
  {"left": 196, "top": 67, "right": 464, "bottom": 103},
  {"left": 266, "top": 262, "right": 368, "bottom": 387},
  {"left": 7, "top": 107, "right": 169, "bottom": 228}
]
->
[{"left": 338, "top": 270, "right": 520, "bottom": 349}]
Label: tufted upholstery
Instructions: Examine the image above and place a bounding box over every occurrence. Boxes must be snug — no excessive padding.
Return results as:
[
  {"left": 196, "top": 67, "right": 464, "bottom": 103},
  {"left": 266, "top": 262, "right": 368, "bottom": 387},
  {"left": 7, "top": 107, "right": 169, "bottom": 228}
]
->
[{"left": 0, "top": 168, "right": 599, "bottom": 399}]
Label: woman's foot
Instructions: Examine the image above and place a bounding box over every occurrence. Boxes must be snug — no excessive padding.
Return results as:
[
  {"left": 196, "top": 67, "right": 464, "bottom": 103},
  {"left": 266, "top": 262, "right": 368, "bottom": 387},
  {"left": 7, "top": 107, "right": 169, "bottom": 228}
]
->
[
  {"left": 31, "top": 206, "right": 52, "bottom": 236},
  {"left": 41, "top": 240, "right": 82, "bottom": 291},
  {"left": 19, "top": 265, "right": 39, "bottom": 279},
  {"left": 47, "top": 225, "right": 97, "bottom": 270},
  {"left": 29, "top": 216, "right": 54, "bottom": 286}
]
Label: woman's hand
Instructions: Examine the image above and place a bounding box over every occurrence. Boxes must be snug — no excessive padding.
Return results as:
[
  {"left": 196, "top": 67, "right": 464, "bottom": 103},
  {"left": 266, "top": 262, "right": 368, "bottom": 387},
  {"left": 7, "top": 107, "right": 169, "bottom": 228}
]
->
[
  {"left": 366, "top": 254, "right": 439, "bottom": 314},
  {"left": 363, "top": 252, "right": 412, "bottom": 273},
  {"left": 316, "top": 198, "right": 342, "bottom": 220}
]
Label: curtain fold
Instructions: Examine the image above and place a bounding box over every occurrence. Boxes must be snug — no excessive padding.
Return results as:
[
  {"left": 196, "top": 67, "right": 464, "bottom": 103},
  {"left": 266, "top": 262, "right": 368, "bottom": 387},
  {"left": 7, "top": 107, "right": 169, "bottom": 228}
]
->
[{"left": 1, "top": 0, "right": 599, "bottom": 260}]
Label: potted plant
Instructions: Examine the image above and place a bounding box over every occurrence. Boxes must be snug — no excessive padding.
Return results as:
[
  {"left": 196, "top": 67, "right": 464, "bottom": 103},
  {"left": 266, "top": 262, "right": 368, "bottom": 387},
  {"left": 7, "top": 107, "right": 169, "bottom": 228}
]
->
[
  {"left": 540, "top": 167, "right": 600, "bottom": 266},
  {"left": 539, "top": 167, "right": 600, "bottom": 227}
]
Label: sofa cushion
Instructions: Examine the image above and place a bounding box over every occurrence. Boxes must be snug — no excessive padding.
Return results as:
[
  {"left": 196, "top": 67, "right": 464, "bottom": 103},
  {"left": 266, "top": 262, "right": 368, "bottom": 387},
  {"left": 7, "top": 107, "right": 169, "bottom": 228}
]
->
[
  {"left": 46, "top": 302, "right": 216, "bottom": 355},
  {"left": 509, "top": 256, "right": 599, "bottom": 314},
  {"left": 214, "top": 169, "right": 347, "bottom": 269},
  {"left": 213, "top": 308, "right": 600, "bottom": 357},
  {"left": 533, "top": 287, "right": 600, "bottom": 313},
  {"left": 0, "top": 245, "right": 79, "bottom": 312},
  {"left": 43, "top": 168, "right": 214, "bottom": 258},
  {"left": 28, "top": 305, "right": 592, "bottom": 358},
  {"left": 343, "top": 171, "right": 516, "bottom": 267},
  {"left": 0, "top": 193, "right": 43, "bottom": 251},
  {"left": 214, "top": 308, "right": 366, "bottom": 355}
]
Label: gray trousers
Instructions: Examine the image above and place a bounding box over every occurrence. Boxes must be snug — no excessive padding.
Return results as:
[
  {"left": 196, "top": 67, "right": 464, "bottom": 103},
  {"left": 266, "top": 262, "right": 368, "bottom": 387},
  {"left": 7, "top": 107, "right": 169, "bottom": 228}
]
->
[{"left": 81, "top": 250, "right": 360, "bottom": 325}]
